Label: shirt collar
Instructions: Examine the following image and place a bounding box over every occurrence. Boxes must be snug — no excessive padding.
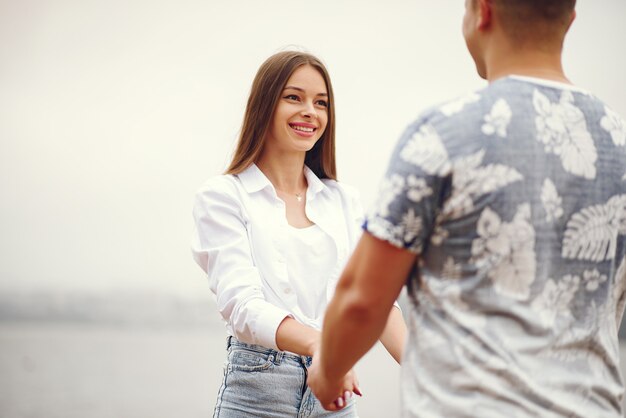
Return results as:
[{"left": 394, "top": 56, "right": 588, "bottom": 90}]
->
[
  {"left": 237, "top": 163, "right": 273, "bottom": 194},
  {"left": 303, "top": 165, "right": 326, "bottom": 197},
  {"left": 237, "top": 163, "right": 328, "bottom": 197}
]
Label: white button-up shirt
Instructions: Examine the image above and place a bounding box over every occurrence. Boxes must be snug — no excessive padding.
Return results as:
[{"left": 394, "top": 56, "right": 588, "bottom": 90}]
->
[{"left": 191, "top": 164, "right": 364, "bottom": 350}]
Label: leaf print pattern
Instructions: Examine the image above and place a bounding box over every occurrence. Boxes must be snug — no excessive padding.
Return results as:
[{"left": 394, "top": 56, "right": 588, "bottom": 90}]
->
[
  {"left": 400, "top": 208, "right": 423, "bottom": 243},
  {"left": 600, "top": 105, "right": 626, "bottom": 146},
  {"left": 471, "top": 204, "right": 536, "bottom": 300},
  {"left": 362, "top": 77, "right": 626, "bottom": 416},
  {"left": 366, "top": 217, "right": 406, "bottom": 250},
  {"left": 430, "top": 224, "right": 449, "bottom": 246},
  {"left": 533, "top": 89, "right": 597, "bottom": 179},
  {"left": 441, "top": 150, "right": 523, "bottom": 219},
  {"left": 400, "top": 124, "right": 451, "bottom": 176},
  {"left": 582, "top": 269, "right": 607, "bottom": 292},
  {"left": 406, "top": 175, "right": 433, "bottom": 202},
  {"left": 441, "top": 257, "right": 462, "bottom": 279},
  {"left": 368, "top": 173, "right": 432, "bottom": 251},
  {"left": 482, "top": 98, "right": 512, "bottom": 138},
  {"left": 372, "top": 174, "right": 404, "bottom": 218},
  {"left": 366, "top": 215, "right": 424, "bottom": 253},
  {"left": 439, "top": 92, "right": 481, "bottom": 116},
  {"left": 562, "top": 194, "right": 626, "bottom": 261},
  {"left": 541, "top": 178, "right": 564, "bottom": 222},
  {"left": 531, "top": 275, "right": 580, "bottom": 328}
]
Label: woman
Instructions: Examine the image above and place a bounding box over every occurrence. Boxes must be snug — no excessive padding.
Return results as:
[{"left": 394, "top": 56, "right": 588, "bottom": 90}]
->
[{"left": 192, "top": 50, "right": 406, "bottom": 417}]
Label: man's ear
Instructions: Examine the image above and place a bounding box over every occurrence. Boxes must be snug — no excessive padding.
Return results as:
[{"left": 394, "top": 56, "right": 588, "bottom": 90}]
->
[
  {"left": 477, "top": 0, "right": 493, "bottom": 31},
  {"left": 566, "top": 9, "right": 576, "bottom": 32}
]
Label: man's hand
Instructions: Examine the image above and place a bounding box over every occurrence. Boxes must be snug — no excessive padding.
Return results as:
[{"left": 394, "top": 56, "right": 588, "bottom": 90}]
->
[{"left": 308, "top": 349, "right": 362, "bottom": 411}]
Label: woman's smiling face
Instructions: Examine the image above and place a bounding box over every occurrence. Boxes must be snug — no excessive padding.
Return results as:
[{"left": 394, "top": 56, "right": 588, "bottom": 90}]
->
[{"left": 266, "top": 64, "right": 329, "bottom": 154}]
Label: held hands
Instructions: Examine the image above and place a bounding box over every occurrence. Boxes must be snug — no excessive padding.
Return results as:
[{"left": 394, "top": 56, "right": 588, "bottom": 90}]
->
[{"left": 308, "top": 349, "right": 362, "bottom": 411}]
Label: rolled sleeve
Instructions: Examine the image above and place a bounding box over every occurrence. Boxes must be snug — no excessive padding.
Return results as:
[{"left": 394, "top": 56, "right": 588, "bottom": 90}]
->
[{"left": 191, "top": 178, "right": 291, "bottom": 349}]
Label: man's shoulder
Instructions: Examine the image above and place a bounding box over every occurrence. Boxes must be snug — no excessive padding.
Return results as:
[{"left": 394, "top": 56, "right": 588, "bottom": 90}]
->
[
  {"left": 408, "top": 77, "right": 615, "bottom": 136},
  {"left": 409, "top": 84, "right": 498, "bottom": 130},
  {"left": 397, "top": 86, "right": 494, "bottom": 152}
]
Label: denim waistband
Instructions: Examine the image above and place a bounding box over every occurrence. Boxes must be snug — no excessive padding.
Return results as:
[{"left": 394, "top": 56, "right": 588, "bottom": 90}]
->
[{"left": 226, "top": 336, "right": 312, "bottom": 366}]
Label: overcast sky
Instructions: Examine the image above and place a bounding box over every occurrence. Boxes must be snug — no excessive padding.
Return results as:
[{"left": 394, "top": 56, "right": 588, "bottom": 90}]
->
[{"left": 1, "top": 0, "right": 625, "bottom": 296}]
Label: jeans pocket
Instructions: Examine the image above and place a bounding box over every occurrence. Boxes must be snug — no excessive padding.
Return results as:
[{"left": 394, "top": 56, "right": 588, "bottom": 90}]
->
[{"left": 229, "top": 348, "right": 274, "bottom": 372}]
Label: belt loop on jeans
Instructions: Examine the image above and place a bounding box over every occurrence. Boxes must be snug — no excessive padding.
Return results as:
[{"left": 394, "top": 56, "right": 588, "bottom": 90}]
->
[
  {"left": 226, "top": 335, "right": 233, "bottom": 349},
  {"left": 274, "top": 350, "right": 284, "bottom": 365}
]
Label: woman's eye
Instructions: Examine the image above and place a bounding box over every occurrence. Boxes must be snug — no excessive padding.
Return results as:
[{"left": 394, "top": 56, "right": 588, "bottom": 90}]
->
[
  {"left": 284, "top": 94, "right": 299, "bottom": 101},
  {"left": 316, "top": 100, "right": 328, "bottom": 108}
]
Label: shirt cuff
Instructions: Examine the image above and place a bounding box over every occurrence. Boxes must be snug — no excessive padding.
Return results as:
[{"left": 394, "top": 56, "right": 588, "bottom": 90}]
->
[{"left": 248, "top": 299, "right": 293, "bottom": 350}]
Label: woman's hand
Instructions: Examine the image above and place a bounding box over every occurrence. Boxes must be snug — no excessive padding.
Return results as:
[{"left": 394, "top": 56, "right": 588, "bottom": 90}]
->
[
  {"left": 333, "top": 368, "right": 362, "bottom": 409},
  {"left": 307, "top": 350, "right": 362, "bottom": 411}
]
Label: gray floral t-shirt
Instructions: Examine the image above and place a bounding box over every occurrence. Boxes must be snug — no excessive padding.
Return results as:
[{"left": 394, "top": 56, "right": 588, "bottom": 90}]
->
[{"left": 365, "top": 76, "right": 626, "bottom": 417}]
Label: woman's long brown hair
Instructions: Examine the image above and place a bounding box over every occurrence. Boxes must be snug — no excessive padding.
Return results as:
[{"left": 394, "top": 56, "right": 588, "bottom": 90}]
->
[{"left": 225, "top": 51, "right": 337, "bottom": 180}]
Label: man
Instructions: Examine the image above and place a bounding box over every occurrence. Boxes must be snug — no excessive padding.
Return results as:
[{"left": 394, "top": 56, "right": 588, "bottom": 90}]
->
[{"left": 308, "top": 0, "right": 626, "bottom": 416}]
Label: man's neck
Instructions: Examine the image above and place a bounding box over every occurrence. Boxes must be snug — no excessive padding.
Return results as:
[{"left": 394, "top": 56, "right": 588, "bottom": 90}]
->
[{"left": 484, "top": 45, "right": 570, "bottom": 84}]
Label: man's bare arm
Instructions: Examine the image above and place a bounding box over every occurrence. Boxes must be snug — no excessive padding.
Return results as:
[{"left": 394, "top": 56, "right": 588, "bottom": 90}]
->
[{"left": 308, "top": 232, "right": 416, "bottom": 409}]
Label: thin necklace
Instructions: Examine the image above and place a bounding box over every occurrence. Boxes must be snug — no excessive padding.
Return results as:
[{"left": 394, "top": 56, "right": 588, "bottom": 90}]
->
[{"left": 276, "top": 187, "right": 306, "bottom": 202}]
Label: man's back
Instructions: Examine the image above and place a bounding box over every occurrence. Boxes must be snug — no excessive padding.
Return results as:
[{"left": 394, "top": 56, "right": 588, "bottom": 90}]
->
[
  {"left": 367, "top": 76, "right": 626, "bottom": 417},
  {"left": 306, "top": 2, "right": 626, "bottom": 416}
]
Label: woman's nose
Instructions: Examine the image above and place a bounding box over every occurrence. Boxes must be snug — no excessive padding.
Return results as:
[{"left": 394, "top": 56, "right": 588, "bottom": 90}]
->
[{"left": 301, "top": 101, "right": 317, "bottom": 118}]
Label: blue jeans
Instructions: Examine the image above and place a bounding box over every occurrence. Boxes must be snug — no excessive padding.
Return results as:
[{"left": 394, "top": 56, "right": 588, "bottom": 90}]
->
[{"left": 213, "top": 337, "right": 358, "bottom": 417}]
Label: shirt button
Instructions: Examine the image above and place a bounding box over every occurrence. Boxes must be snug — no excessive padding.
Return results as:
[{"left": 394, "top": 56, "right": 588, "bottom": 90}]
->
[{"left": 284, "top": 288, "right": 292, "bottom": 294}]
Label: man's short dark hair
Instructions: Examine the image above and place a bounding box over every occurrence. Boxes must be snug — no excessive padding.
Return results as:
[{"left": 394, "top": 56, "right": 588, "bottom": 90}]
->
[{"left": 493, "top": 0, "right": 576, "bottom": 46}]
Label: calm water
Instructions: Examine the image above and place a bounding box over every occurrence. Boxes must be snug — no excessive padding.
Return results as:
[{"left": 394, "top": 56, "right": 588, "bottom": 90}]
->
[
  {"left": 1, "top": 287, "right": 625, "bottom": 418},
  {"left": 3, "top": 321, "right": 626, "bottom": 417}
]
